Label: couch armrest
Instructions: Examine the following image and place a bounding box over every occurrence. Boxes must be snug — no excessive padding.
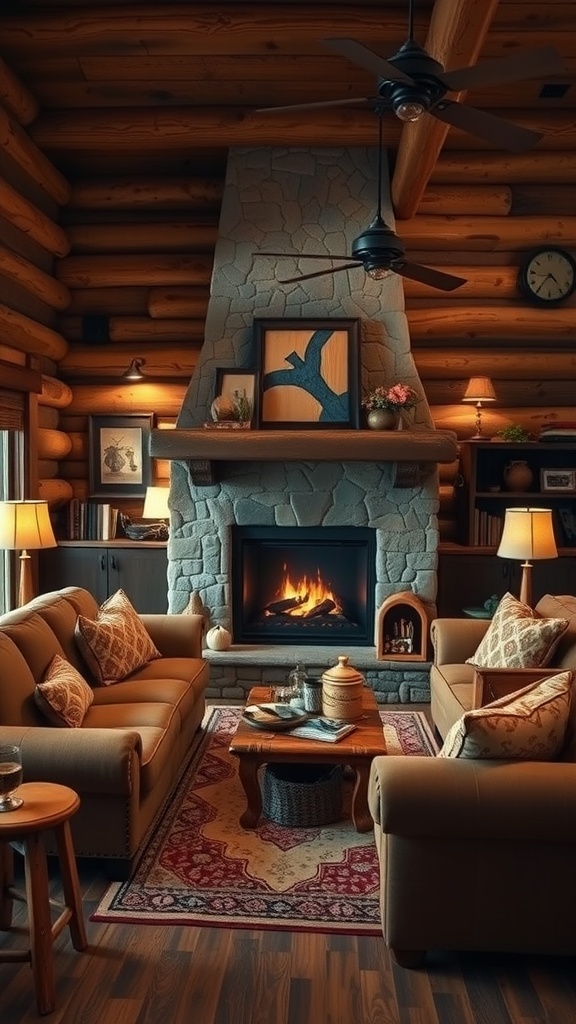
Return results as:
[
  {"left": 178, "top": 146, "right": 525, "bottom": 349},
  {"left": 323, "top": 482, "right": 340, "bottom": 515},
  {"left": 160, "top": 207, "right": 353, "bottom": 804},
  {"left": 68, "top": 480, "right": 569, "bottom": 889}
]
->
[
  {"left": 0, "top": 725, "right": 142, "bottom": 796},
  {"left": 430, "top": 617, "right": 491, "bottom": 666},
  {"left": 139, "top": 612, "right": 203, "bottom": 658},
  {"left": 369, "top": 755, "right": 576, "bottom": 843},
  {"left": 472, "top": 667, "right": 564, "bottom": 708}
]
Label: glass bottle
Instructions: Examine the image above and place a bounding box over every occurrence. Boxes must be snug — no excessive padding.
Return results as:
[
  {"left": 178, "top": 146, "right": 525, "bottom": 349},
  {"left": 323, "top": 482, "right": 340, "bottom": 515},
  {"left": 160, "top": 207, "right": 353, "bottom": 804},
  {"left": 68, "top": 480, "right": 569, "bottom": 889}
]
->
[{"left": 288, "top": 662, "right": 307, "bottom": 709}]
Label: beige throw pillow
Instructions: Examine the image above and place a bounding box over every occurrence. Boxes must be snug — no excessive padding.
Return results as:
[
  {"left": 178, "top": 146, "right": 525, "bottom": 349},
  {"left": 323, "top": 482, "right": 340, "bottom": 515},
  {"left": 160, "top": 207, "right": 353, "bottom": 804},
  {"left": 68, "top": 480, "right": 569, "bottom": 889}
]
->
[
  {"left": 465, "top": 592, "right": 568, "bottom": 670},
  {"left": 35, "top": 653, "right": 94, "bottom": 728},
  {"left": 439, "top": 671, "right": 574, "bottom": 760},
  {"left": 75, "top": 588, "right": 161, "bottom": 685}
]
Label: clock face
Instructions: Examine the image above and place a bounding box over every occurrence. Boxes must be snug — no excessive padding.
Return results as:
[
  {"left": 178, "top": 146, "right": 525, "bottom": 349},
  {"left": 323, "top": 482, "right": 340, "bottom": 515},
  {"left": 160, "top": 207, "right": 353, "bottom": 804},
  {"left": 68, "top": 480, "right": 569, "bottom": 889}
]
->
[{"left": 520, "top": 248, "right": 576, "bottom": 304}]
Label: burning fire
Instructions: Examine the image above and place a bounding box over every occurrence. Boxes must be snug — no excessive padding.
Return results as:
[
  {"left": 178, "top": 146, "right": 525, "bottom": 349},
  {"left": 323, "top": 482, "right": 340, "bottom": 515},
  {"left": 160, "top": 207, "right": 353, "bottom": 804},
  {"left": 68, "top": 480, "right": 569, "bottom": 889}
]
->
[{"left": 270, "top": 564, "right": 342, "bottom": 616}]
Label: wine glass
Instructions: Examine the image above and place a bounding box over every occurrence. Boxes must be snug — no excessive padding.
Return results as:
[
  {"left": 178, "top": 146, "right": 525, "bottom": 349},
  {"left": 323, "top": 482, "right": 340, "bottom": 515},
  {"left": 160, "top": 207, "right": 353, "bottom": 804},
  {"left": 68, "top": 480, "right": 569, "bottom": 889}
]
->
[{"left": 0, "top": 745, "right": 23, "bottom": 811}]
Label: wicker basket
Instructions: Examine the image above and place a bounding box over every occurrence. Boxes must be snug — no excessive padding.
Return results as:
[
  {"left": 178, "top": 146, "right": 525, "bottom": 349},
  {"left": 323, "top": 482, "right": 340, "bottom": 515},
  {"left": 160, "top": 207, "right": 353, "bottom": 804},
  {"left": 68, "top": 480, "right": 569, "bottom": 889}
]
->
[{"left": 262, "top": 763, "right": 343, "bottom": 827}]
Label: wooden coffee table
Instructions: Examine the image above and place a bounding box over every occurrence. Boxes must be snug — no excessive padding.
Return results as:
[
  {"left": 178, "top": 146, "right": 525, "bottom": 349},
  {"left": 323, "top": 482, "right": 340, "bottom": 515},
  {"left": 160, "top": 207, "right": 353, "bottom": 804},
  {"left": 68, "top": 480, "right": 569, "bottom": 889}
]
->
[{"left": 229, "top": 685, "right": 387, "bottom": 832}]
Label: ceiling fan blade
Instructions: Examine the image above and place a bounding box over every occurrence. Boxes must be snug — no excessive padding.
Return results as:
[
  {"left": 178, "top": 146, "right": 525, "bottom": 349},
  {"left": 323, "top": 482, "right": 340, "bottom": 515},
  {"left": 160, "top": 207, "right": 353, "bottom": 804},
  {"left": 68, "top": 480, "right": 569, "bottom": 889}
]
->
[
  {"left": 254, "top": 251, "right": 355, "bottom": 261},
  {"left": 323, "top": 38, "right": 415, "bottom": 84},
  {"left": 431, "top": 98, "right": 542, "bottom": 152},
  {"left": 439, "top": 46, "right": 565, "bottom": 92},
  {"left": 279, "top": 263, "right": 362, "bottom": 284},
  {"left": 394, "top": 260, "right": 466, "bottom": 291},
  {"left": 256, "top": 97, "right": 369, "bottom": 114}
]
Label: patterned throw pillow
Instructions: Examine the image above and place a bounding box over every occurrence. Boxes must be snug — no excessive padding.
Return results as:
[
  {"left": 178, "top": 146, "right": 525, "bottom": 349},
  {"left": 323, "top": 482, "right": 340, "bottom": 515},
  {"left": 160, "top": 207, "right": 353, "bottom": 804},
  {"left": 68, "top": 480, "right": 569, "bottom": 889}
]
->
[
  {"left": 438, "top": 671, "right": 574, "bottom": 760},
  {"left": 34, "top": 653, "right": 94, "bottom": 728},
  {"left": 75, "top": 588, "right": 161, "bottom": 685},
  {"left": 465, "top": 592, "right": 568, "bottom": 669}
]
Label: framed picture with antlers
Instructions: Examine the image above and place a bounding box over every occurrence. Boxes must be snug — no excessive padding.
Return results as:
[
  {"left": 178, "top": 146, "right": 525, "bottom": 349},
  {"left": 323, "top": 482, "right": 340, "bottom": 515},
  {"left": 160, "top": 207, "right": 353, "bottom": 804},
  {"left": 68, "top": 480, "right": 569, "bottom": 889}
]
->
[{"left": 253, "top": 317, "right": 360, "bottom": 429}]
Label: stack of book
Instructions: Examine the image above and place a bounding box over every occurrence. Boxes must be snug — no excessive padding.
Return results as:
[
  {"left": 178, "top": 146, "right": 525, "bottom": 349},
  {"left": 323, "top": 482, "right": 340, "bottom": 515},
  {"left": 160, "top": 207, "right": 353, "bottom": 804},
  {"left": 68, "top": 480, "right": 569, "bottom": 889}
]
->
[
  {"left": 288, "top": 717, "right": 356, "bottom": 743},
  {"left": 67, "top": 500, "right": 119, "bottom": 541}
]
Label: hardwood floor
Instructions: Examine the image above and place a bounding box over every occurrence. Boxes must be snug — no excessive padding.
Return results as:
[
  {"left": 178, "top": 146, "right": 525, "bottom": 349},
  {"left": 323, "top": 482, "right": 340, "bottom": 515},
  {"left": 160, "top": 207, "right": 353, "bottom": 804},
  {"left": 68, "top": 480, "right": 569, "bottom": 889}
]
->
[{"left": 1, "top": 856, "right": 576, "bottom": 1023}]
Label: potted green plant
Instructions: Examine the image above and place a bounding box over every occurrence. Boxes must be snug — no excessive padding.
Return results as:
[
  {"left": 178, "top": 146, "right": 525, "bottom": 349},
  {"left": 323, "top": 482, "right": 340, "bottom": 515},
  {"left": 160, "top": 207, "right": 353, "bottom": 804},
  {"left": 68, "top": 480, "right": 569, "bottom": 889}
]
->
[{"left": 494, "top": 424, "right": 532, "bottom": 442}]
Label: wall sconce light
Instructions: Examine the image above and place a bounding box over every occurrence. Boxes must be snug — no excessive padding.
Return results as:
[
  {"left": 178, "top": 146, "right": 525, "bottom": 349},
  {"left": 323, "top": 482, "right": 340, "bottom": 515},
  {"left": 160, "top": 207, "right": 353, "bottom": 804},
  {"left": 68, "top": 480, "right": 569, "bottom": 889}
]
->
[
  {"left": 462, "top": 376, "right": 496, "bottom": 439},
  {"left": 122, "top": 358, "right": 146, "bottom": 382},
  {"left": 0, "top": 500, "right": 57, "bottom": 607},
  {"left": 497, "top": 507, "right": 558, "bottom": 608}
]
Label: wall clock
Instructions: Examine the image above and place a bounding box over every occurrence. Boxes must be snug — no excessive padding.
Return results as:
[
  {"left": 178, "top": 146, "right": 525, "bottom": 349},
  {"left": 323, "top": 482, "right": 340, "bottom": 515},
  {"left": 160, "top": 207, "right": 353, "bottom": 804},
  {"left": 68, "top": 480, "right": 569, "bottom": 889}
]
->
[{"left": 518, "top": 247, "right": 576, "bottom": 305}]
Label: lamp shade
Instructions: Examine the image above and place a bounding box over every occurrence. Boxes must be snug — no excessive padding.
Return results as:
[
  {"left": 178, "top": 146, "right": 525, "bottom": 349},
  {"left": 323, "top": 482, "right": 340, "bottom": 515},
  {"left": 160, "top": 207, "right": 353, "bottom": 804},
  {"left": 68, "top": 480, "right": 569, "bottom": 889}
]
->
[
  {"left": 497, "top": 507, "right": 558, "bottom": 561},
  {"left": 0, "top": 500, "right": 57, "bottom": 550},
  {"left": 142, "top": 486, "right": 170, "bottom": 519},
  {"left": 462, "top": 376, "right": 496, "bottom": 403},
  {"left": 122, "top": 357, "right": 146, "bottom": 382}
]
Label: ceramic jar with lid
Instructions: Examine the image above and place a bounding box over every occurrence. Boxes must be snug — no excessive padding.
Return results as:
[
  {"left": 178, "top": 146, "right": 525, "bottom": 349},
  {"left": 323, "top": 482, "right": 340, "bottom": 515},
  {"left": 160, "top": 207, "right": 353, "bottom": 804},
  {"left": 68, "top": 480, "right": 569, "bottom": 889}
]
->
[{"left": 321, "top": 654, "right": 365, "bottom": 721}]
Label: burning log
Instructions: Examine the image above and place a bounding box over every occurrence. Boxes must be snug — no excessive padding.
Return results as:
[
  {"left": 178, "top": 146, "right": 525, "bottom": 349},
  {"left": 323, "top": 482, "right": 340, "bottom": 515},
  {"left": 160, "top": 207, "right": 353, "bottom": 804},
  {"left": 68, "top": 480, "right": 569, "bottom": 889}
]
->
[
  {"left": 304, "top": 598, "right": 336, "bottom": 618},
  {"left": 264, "top": 595, "right": 307, "bottom": 615}
]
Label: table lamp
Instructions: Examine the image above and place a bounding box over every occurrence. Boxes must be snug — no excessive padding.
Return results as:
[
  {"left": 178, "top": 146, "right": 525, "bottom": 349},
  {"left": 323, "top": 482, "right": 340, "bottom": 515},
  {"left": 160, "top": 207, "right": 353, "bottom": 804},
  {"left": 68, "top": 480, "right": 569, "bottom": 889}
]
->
[
  {"left": 142, "top": 486, "right": 170, "bottom": 540},
  {"left": 462, "top": 376, "right": 496, "bottom": 439},
  {"left": 0, "top": 500, "right": 57, "bottom": 607},
  {"left": 497, "top": 507, "right": 558, "bottom": 608}
]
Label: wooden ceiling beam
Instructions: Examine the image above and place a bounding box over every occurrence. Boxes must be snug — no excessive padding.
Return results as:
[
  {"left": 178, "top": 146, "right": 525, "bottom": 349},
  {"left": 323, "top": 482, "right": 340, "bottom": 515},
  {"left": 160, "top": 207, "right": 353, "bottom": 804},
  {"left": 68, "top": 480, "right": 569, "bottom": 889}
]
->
[{"left": 391, "top": 0, "right": 500, "bottom": 220}]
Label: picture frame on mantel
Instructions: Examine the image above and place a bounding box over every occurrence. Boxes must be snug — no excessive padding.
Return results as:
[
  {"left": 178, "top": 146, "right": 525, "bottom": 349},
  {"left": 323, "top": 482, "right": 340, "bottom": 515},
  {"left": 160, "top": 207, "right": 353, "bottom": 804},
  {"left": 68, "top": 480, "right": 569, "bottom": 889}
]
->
[
  {"left": 213, "top": 367, "right": 258, "bottom": 426},
  {"left": 88, "top": 414, "right": 154, "bottom": 498},
  {"left": 253, "top": 318, "right": 360, "bottom": 429}
]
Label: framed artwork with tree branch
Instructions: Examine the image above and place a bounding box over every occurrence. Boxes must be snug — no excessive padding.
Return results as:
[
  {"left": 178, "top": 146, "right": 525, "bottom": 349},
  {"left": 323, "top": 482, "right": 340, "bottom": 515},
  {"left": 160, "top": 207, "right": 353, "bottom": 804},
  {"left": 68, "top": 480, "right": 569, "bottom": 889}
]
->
[{"left": 253, "top": 318, "right": 360, "bottom": 429}]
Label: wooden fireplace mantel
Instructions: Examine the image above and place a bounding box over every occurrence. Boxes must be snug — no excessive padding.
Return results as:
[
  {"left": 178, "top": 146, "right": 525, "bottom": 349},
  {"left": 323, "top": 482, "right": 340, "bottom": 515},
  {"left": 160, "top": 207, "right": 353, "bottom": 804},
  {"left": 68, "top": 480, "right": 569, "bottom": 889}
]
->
[{"left": 150, "top": 427, "right": 458, "bottom": 487}]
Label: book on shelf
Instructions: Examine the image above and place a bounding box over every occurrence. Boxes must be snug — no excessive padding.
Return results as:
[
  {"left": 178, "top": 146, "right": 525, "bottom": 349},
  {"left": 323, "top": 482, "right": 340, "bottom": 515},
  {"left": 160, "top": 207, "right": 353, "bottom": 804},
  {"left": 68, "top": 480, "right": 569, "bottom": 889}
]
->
[
  {"left": 289, "top": 717, "right": 357, "bottom": 743},
  {"left": 67, "top": 499, "right": 119, "bottom": 541},
  {"left": 473, "top": 508, "right": 503, "bottom": 546}
]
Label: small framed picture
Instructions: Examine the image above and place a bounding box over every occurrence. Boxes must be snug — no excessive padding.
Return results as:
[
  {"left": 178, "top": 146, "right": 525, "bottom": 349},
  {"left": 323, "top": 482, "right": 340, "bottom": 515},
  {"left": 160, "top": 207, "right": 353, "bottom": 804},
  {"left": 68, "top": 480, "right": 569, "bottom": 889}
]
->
[
  {"left": 253, "top": 317, "right": 360, "bottom": 429},
  {"left": 89, "top": 415, "right": 154, "bottom": 498},
  {"left": 540, "top": 468, "right": 576, "bottom": 493},
  {"left": 213, "top": 368, "right": 258, "bottom": 425}
]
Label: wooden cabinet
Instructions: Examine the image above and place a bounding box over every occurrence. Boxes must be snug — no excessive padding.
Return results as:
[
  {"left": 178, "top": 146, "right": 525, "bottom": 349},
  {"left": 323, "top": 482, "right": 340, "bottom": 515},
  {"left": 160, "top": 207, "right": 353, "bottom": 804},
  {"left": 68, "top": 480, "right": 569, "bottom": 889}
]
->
[
  {"left": 39, "top": 542, "right": 168, "bottom": 613},
  {"left": 456, "top": 441, "right": 576, "bottom": 549}
]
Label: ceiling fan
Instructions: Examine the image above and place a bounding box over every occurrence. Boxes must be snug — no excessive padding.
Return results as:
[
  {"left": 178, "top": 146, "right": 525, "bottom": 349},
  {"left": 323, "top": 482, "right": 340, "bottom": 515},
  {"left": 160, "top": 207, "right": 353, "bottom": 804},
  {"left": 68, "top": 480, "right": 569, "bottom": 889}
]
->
[
  {"left": 258, "top": 0, "right": 564, "bottom": 152},
  {"left": 253, "top": 113, "right": 467, "bottom": 292}
]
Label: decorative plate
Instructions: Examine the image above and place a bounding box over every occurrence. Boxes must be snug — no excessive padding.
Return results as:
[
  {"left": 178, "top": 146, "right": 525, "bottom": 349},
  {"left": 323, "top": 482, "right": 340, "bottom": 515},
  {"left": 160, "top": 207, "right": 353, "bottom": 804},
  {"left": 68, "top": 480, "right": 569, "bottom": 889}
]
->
[{"left": 242, "top": 704, "right": 308, "bottom": 731}]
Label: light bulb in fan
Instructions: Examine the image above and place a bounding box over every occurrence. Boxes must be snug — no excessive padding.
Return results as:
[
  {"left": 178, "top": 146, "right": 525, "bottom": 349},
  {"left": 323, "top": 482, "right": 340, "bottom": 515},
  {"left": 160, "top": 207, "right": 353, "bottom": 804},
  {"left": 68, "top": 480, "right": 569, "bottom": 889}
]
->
[
  {"left": 366, "top": 267, "right": 392, "bottom": 281},
  {"left": 394, "top": 100, "right": 426, "bottom": 122}
]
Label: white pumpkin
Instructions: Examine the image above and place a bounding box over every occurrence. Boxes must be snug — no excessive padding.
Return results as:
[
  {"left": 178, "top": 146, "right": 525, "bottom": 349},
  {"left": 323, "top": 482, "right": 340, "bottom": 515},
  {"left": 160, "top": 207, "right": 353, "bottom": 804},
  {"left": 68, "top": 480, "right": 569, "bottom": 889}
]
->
[{"left": 206, "top": 625, "right": 232, "bottom": 651}]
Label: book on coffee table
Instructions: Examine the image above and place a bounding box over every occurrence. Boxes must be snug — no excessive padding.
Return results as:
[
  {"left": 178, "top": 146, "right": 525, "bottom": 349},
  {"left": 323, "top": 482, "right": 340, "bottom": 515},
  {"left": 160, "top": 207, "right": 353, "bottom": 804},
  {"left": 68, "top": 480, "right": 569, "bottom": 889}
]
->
[{"left": 288, "top": 717, "right": 357, "bottom": 743}]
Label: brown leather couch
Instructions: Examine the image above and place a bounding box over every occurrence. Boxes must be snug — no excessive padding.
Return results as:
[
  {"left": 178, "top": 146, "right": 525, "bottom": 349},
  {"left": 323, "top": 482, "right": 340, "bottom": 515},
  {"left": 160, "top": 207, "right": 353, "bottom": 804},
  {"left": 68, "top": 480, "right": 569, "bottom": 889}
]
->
[
  {"left": 368, "top": 594, "right": 576, "bottom": 965},
  {"left": 0, "top": 587, "right": 209, "bottom": 877}
]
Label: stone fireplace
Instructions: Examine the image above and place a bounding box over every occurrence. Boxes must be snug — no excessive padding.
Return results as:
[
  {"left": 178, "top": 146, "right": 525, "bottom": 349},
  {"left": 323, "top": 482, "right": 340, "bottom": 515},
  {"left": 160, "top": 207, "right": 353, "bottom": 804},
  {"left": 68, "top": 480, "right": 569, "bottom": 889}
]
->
[{"left": 151, "top": 145, "right": 457, "bottom": 702}]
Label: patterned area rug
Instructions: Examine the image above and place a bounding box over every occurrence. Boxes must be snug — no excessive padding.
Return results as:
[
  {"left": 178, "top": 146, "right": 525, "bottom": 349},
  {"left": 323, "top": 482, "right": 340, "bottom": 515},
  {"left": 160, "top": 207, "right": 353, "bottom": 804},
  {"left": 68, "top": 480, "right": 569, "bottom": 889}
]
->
[{"left": 93, "top": 705, "right": 438, "bottom": 934}]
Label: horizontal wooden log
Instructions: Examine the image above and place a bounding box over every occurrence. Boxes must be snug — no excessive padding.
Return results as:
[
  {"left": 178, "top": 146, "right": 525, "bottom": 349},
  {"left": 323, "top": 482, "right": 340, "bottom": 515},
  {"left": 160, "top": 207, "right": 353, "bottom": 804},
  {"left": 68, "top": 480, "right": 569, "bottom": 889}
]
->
[
  {"left": 38, "top": 477, "right": 73, "bottom": 509},
  {"left": 438, "top": 517, "right": 458, "bottom": 543},
  {"left": 0, "top": 57, "right": 38, "bottom": 125},
  {"left": 67, "top": 480, "right": 89, "bottom": 502},
  {"left": 147, "top": 287, "right": 209, "bottom": 319},
  {"left": 439, "top": 484, "right": 456, "bottom": 514},
  {"left": 38, "top": 427, "right": 72, "bottom": 460},
  {"left": 0, "top": 106, "right": 70, "bottom": 206},
  {"left": 66, "top": 432, "right": 87, "bottom": 460},
  {"left": 64, "top": 383, "right": 186, "bottom": 417},
  {"left": 58, "top": 415, "right": 88, "bottom": 433},
  {"left": 58, "top": 344, "right": 199, "bottom": 378},
  {"left": 0, "top": 242, "right": 71, "bottom": 309},
  {"left": 440, "top": 113, "right": 576, "bottom": 152},
  {"left": 59, "top": 315, "right": 205, "bottom": 344},
  {"left": 69, "top": 176, "right": 224, "bottom": 210},
  {"left": 424, "top": 379, "right": 576, "bottom": 408},
  {"left": 416, "top": 185, "right": 512, "bottom": 217},
  {"left": 415, "top": 349, "right": 576, "bottom": 381},
  {"left": 0, "top": 305, "right": 68, "bottom": 361},
  {"left": 510, "top": 186, "right": 576, "bottom": 217},
  {"left": 38, "top": 460, "right": 59, "bottom": 480},
  {"left": 66, "top": 222, "right": 218, "bottom": 254},
  {"left": 58, "top": 460, "right": 88, "bottom": 481},
  {"left": 155, "top": 459, "right": 170, "bottom": 483},
  {"left": 38, "top": 406, "right": 59, "bottom": 430},
  {"left": 438, "top": 459, "right": 460, "bottom": 484},
  {"left": 0, "top": 178, "right": 70, "bottom": 257},
  {"left": 403, "top": 266, "right": 519, "bottom": 299},
  {"left": 65, "top": 287, "right": 149, "bottom": 315},
  {"left": 400, "top": 216, "right": 576, "bottom": 250},
  {"left": 431, "top": 406, "right": 576, "bottom": 439},
  {"left": 408, "top": 307, "right": 576, "bottom": 343},
  {"left": 56, "top": 254, "right": 213, "bottom": 288},
  {"left": 431, "top": 152, "right": 576, "bottom": 185},
  {"left": 40, "top": 374, "right": 73, "bottom": 408}
]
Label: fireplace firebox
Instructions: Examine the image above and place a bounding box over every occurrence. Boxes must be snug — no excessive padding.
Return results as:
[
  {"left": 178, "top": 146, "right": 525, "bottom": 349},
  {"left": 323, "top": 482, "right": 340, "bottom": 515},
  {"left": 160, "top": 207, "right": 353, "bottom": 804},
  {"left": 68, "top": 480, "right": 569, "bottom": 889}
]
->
[{"left": 231, "top": 526, "right": 376, "bottom": 645}]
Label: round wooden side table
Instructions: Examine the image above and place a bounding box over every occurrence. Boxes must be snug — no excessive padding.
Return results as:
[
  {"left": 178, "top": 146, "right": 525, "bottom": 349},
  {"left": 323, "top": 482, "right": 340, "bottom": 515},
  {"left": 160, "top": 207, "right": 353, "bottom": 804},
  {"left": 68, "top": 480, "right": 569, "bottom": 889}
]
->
[{"left": 0, "top": 781, "right": 88, "bottom": 1016}]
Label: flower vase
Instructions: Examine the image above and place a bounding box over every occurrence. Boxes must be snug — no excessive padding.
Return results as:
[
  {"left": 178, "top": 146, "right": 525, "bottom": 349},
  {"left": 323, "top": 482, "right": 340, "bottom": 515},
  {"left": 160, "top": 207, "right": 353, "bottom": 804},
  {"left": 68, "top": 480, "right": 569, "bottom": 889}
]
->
[{"left": 366, "top": 409, "right": 399, "bottom": 431}]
